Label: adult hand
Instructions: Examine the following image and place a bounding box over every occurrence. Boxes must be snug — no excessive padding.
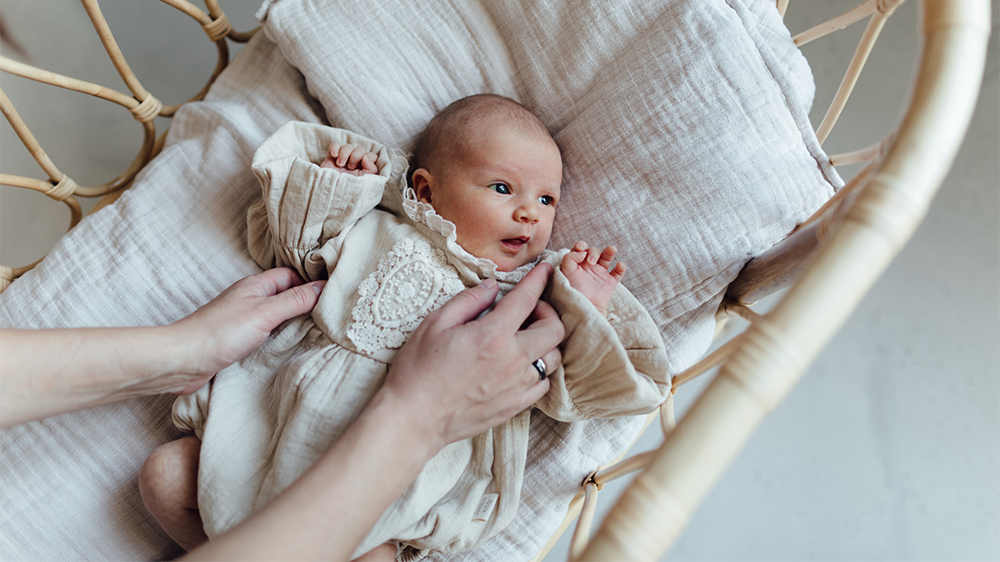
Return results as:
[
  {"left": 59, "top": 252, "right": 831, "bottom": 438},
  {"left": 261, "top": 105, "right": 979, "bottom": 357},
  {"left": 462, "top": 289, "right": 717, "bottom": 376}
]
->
[
  {"left": 167, "top": 268, "right": 325, "bottom": 394},
  {"left": 182, "top": 264, "right": 563, "bottom": 562},
  {"left": 0, "top": 268, "right": 323, "bottom": 429},
  {"left": 383, "top": 262, "right": 564, "bottom": 449}
]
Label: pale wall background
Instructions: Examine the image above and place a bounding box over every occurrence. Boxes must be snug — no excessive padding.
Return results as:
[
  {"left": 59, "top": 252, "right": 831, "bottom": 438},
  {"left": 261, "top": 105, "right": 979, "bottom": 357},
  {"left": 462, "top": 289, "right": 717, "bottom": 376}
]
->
[{"left": 1, "top": 1, "right": 997, "bottom": 561}]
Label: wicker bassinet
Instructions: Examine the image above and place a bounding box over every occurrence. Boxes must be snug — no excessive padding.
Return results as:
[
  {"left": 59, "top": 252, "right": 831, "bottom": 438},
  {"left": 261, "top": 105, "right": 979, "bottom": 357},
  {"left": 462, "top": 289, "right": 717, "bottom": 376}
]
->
[{"left": 0, "top": 0, "right": 990, "bottom": 560}]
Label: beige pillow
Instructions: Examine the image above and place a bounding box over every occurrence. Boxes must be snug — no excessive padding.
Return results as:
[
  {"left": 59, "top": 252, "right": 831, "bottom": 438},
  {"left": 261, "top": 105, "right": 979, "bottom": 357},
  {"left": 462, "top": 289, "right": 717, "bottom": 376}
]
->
[{"left": 259, "top": 0, "right": 842, "bottom": 372}]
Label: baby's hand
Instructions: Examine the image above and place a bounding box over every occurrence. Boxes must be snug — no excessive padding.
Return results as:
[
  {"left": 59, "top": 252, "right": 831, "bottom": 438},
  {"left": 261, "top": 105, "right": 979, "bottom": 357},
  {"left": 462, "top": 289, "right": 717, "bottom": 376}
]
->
[
  {"left": 319, "top": 142, "right": 379, "bottom": 176},
  {"left": 560, "top": 241, "right": 626, "bottom": 317}
]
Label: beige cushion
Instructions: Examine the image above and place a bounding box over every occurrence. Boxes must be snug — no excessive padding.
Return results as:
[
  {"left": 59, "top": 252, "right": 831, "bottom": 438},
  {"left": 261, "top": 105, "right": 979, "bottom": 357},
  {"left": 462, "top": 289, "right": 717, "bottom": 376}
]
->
[{"left": 259, "top": 0, "right": 842, "bottom": 374}]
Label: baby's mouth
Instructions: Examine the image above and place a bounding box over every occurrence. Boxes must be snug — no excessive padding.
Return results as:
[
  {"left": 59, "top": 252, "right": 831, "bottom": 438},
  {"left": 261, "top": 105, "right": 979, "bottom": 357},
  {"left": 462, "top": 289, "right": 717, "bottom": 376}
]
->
[{"left": 501, "top": 237, "right": 529, "bottom": 251}]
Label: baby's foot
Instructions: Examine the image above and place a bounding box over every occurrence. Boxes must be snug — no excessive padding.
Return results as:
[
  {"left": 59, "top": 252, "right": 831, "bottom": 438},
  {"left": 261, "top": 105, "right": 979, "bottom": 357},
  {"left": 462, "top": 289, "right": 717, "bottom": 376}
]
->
[
  {"left": 560, "top": 241, "right": 626, "bottom": 316},
  {"left": 319, "top": 142, "right": 378, "bottom": 176}
]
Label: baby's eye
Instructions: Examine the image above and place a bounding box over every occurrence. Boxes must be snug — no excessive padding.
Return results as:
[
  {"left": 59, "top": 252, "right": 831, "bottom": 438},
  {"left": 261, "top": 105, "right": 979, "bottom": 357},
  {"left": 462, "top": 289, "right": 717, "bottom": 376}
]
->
[
  {"left": 539, "top": 195, "right": 555, "bottom": 206},
  {"left": 488, "top": 182, "right": 511, "bottom": 195}
]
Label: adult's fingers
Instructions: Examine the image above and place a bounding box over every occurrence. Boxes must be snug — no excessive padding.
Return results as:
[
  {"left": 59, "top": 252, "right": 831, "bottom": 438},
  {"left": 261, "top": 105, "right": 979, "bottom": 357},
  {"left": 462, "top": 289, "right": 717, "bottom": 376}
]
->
[
  {"left": 480, "top": 350, "right": 562, "bottom": 427},
  {"left": 510, "top": 348, "right": 557, "bottom": 416},
  {"left": 487, "top": 263, "right": 553, "bottom": 332},
  {"left": 262, "top": 281, "right": 325, "bottom": 324},
  {"left": 512, "top": 375, "right": 551, "bottom": 416},
  {"left": 515, "top": 299, "right": 565, "bottom": 361},
  {"left": 506, "top": 347, "right": 560, "bottom": 418},
  {"left": 531, "top": 347, "right": 562, "bottom": 382},
  {"left": 426, "top": 278, "right": 500, "bottom": 329},
  {"left": 248, "top": 267, "right": 307, "bottom": 297}
]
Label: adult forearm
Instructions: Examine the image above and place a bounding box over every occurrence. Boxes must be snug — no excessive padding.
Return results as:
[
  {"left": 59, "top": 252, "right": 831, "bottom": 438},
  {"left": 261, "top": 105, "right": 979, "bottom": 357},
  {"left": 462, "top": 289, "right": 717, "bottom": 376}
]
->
[
  {"left": 0, "top": 326, "right": 194, "bottom": 428},
  {"left": 182, "top": 267, "right": 559, "bottom": 560},
  {"left": 183, "top": 387, "right": 440, "bottom": 561},
  {"left": 0, "top": 269, "right": 324, "bottom": 430}
]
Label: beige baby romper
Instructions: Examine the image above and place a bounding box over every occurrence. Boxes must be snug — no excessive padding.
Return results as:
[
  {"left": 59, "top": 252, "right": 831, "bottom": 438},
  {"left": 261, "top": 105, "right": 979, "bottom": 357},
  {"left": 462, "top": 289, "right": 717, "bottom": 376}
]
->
[{"left": 173, "top": 122, "right": 670, "bottom": 560}]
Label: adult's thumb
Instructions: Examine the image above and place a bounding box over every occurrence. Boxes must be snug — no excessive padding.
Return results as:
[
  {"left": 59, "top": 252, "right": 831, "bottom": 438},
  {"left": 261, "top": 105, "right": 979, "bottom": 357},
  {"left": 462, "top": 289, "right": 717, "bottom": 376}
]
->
[
  {"left": 266, "top": 280, "right": 324, "bottom": 324},
  {"left": 431, "top": 278, "right": 499, "bottom": 328}
]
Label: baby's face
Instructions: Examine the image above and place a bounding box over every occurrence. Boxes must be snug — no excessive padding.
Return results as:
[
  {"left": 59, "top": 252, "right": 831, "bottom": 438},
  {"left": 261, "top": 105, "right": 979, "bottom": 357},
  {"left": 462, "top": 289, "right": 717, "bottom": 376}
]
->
[{"left": 414, "top": 126, "right": 562, "bottom": 272}]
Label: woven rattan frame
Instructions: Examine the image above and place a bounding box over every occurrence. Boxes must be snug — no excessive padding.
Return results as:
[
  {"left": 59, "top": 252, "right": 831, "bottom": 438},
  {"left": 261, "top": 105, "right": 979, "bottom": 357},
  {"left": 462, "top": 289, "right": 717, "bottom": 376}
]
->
[
  {"left": 0, "top": 0, "right": 990, "bottom": 559},
  {"left": 543, "top": 0, "right": 990, "bottom": 560},
  {"left": 0, "top": 0, "right": 256, "bottom": 292}
]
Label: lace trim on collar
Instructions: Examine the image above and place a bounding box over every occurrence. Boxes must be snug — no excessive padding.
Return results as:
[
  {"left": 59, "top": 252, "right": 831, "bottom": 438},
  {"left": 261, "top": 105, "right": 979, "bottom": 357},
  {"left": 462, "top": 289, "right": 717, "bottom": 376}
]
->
[{"left": 400, "top": 186, "right": 538, "bottom": 284}]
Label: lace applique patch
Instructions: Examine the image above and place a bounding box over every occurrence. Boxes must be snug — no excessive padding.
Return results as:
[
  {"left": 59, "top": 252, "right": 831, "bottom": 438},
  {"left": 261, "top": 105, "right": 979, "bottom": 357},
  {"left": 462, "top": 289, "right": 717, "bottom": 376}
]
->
[{"left": 348, "top": 238, "right": 465, "bottom": 354}]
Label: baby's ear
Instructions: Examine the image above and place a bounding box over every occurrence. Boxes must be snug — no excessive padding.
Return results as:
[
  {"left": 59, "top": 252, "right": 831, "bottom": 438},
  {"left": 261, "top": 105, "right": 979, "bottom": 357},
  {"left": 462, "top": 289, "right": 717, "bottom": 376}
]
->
[{"left": 412, "top": 168, "right": 434, "bottom": 204}]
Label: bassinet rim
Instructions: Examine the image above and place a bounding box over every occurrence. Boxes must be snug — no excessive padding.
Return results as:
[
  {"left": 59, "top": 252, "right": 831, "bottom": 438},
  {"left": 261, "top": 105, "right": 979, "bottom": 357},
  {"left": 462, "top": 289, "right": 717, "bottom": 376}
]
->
[{"left": 0, "top": 0, "right": 991, "bottom": 560}]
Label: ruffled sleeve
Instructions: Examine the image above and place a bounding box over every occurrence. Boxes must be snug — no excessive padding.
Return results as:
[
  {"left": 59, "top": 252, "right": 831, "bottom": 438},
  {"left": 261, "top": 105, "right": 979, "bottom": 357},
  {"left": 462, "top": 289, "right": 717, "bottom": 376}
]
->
[
  {"left": 534, "top": 266, "right": 671, "bottom": 422},
  {"left": 246, "top": 122, "right": 395, "bottom": 281}
]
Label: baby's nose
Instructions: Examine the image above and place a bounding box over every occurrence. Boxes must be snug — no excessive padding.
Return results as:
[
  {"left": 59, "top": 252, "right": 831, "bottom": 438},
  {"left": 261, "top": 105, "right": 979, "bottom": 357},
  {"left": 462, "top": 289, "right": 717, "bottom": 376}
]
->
[{"left": 515, "top": 202, "right": 539, "bottom": 223}]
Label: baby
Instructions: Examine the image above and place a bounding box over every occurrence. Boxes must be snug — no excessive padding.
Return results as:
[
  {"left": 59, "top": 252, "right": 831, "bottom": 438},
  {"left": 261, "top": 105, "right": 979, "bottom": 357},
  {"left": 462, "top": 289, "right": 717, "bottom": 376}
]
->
[{"left": 140, "top": 94, "right": 669, "bottom": 561}]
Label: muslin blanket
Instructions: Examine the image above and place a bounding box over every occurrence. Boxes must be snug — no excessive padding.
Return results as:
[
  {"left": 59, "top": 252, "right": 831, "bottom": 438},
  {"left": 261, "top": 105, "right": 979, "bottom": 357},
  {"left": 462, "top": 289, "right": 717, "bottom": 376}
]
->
[{"left": 0, "top": 0, "right": 837, "bottom": 559}]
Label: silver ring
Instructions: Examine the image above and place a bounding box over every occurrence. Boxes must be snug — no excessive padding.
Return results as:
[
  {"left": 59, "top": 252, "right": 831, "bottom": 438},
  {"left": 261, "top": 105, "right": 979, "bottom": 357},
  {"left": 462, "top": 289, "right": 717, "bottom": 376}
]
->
[{"left": 532, "top": 358, "right": 547, "bottom": 381}]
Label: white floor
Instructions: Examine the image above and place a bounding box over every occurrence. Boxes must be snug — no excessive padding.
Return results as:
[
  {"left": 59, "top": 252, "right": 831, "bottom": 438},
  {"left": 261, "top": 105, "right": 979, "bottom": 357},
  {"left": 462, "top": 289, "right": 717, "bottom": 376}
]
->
[{"left": 1, "top": 1, "right": 997, "bottom": 561}]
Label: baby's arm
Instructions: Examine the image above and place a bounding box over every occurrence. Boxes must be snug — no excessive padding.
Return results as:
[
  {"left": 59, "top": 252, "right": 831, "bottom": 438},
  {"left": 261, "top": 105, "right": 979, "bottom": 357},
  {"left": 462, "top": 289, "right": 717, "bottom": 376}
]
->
[
  {"left": 536, "top": 252, "right": 670, "bottom": 422},
  {"left": 319, "top": 142, "right": 379, "bottom": 176},
  {"left": 247, "top": 124, "right": 389, "bottom": 276},
  {"left": 559, "top": 241, "right": 627, "bottom": 316}
]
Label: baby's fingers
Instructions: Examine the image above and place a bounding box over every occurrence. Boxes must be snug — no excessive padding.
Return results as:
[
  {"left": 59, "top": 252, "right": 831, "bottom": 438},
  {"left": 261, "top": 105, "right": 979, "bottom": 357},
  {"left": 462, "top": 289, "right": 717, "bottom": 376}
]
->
[
  {"left": 344, "top": 145, "right": 367, "bottom": 169},
  {"left": 335, "top": 143, "right": 359, "bottom": 167},
  {"left": 596, "top": 246, "right": 617, "bottom": 269},
  {"left": 360, "top": 154, "right": 378, "bottom": 174},
  {"left": 327, "top": 142, "right": 342, "bottom": 160},
  {"left": 319, "top": 143, "right": 342, "bottom": 169},
  {"left": 347, "top": 146, "right": 378, "bottom": 172},
  {"left": 610, "top": 261, "right": 627, "bottom": 282},
  {"left": 560, "top": 251, "right": 583, "bottom": 275}
]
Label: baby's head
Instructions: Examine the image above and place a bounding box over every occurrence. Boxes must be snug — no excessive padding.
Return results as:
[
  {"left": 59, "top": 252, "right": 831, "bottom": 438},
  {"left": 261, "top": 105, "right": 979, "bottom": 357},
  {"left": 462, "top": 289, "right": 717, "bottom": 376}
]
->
[{"left": 411, "top": 94, "right": 562, "bottom": 272}]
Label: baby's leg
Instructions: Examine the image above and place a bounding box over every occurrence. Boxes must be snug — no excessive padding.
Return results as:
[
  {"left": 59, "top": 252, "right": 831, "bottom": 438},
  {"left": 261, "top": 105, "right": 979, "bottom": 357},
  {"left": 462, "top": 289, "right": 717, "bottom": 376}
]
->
[{"left": 138, "top": 435, "right": 207, "bottom": 551}]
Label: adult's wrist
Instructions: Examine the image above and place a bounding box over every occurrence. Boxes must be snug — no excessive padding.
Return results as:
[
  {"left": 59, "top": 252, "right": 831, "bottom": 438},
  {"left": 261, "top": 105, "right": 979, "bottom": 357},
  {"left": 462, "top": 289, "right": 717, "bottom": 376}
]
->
[
  {"left": 146, "top": 323, "right": 213, "bottom": 395},
  {"left": 0, "top": 325, "right": 201, "bottom": 428},
  {"left": 366, "top": 385, "right": 446, "bottom": 466}
]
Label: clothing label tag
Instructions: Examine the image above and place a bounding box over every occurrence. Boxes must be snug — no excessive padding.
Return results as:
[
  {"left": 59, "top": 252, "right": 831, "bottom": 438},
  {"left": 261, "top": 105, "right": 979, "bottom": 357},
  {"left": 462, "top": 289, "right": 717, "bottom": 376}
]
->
[{"left": 472, "top": 493, "right": 499, "bottom": 522}]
